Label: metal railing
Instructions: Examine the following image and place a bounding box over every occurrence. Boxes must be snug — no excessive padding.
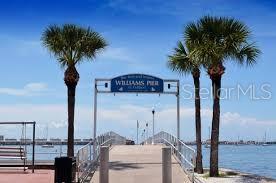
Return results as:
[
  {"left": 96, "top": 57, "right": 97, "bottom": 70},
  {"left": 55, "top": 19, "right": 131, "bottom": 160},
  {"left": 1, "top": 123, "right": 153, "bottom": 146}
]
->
[
  {"left": 144, "top": 131, "right": 196, "bottom": 182},
  {"left": 76, "top": 131, "right": 126, "bottom": 183}
]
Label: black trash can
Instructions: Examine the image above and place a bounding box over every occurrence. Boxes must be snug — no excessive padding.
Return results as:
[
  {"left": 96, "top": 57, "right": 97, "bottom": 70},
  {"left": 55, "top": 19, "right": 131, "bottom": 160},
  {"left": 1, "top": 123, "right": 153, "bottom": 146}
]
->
[{"left": 54, "top": 157, "right": 75, "bottom": 183}]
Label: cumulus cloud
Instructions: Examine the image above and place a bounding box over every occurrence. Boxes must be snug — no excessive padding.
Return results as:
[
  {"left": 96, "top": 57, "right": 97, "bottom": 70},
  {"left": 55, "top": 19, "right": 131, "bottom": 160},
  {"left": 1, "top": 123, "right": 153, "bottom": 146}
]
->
[
  {"left": 221, "top": 112, "right": 276, "bottom": 126},
  {"left": 0, "top": 82, "right": 49, "bottom": 96},
  {"left": 99, "top": 47, "right": 136, "bottom": 63},
  {"left": 0, "top": 103, "right": 275, "bottom": 140}
]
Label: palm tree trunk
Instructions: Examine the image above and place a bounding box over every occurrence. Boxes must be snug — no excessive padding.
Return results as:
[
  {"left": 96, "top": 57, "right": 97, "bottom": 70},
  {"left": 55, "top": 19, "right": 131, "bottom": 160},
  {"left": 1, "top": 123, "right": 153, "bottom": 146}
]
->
[
  {"left": 193, "top": 71, "right": 203, "bottom": 174},
  {"left": 64, "top": 66, "right": 79, "bottom": 157},
  {"left": 67, "top": 84, "right": 76, "bottom": 157},
  {"left": 209, "top": 75, "right": 222, "bottom": 177}
]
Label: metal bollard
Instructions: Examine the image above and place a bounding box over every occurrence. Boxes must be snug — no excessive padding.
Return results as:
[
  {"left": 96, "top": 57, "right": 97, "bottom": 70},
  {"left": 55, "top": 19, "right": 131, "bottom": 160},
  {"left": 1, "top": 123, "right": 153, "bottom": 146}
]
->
[
  {"left": 100, "top": 146, "right": 109, "bottom": 183},
  {"left": 162, "top": 147, "right": 172, "bottom": 183}
]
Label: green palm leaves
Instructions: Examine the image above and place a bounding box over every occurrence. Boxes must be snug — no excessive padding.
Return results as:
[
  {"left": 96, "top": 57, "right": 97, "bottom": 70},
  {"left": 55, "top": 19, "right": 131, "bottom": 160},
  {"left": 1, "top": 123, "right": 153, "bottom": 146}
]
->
[
  {"left": 42, "top": 24, "right": 107, "bottom": 67},
  {"left": 168, "top": 41, "right": 197, "bottom": 75},
  {"left": 185, "top": 16, "right": 260, "bottom": 68}
]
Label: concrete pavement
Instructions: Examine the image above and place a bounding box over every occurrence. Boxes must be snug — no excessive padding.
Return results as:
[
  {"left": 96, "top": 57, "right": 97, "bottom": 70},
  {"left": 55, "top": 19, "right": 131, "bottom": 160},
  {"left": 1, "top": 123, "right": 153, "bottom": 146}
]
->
[
  {"left": 90, "top": 145, "right": 190, "bottom": 183},
  {"left": 0, "top": 169, "right": 54, "bottom": 183}
]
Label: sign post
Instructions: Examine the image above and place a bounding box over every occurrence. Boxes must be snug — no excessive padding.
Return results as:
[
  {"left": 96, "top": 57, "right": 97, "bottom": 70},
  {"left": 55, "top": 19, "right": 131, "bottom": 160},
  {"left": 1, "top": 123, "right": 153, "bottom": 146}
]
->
[
  {"left": 93, "top": 74, "right": 180, "bottom": 155},
  {"left": 93, "top": 80, "right": 98, "bottom": 160},
  {"left": 177, "top": 80, "right": 180, "bottom": 152}
]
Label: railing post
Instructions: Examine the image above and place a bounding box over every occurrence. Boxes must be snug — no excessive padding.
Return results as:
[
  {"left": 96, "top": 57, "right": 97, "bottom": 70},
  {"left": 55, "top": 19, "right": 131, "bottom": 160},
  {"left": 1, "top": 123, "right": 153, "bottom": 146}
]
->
[
  {"left": 100, "top": 146, "right": 109, "bottom": 183},
  {"left": 93, "top": 80, "right": 98, "bottom": 161},
  {"left": 162, "top": 147, "right": 172, "bottom": 183},
  {"left": 32, "top": 122, "right": 35, "bottom": 173},
  {"left": 76, "top": 152, "right": 79, "bottom": 182},
  {"left": 89, "top": 143, "right": 92, "bottom": 161}
]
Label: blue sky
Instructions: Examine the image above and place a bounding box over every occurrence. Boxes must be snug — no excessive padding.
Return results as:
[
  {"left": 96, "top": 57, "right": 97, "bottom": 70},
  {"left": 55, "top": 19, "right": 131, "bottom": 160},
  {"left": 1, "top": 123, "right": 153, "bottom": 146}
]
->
[{"left": 0, "top": 0, "right": 275, "bottom": 142}]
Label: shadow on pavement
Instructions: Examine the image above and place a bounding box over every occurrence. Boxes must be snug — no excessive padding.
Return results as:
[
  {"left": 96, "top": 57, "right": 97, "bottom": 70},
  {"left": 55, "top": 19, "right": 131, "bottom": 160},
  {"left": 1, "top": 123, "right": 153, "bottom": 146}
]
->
[{"left": 109, "top": 161, "right": 143, "bottom": 171}]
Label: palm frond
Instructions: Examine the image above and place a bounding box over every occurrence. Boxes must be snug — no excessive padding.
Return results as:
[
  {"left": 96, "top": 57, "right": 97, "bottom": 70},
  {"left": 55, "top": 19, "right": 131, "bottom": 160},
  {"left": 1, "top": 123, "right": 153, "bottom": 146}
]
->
[
  {"left": 41, "top": 24, "right": 107, "bottom": 67},
  {"left": 183, "top": 15, "right": 260, "bottom": 69},
  {"left": 75, "top": 28, "right": 107, "bottom": 63},
  {"left": 167, "top": 41, "right": 199, "bottom": 76},
  {"left": 231, "top": 43, "right": 261, "bottom": 66}
]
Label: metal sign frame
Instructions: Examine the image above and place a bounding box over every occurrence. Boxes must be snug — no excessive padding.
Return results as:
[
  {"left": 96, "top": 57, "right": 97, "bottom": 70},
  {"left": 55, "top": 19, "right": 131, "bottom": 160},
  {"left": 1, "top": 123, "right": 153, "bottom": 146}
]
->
[{"left": 93, "top": 74, "right": 180, "bottom": 159}]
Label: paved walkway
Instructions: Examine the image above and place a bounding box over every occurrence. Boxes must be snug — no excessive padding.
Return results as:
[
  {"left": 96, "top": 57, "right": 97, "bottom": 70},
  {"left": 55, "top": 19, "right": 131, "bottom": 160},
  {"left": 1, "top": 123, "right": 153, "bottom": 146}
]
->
[
  {"left": 90, "top": 145, "right": 190, "bottom": 183},
  {"left": 0, "top": 169, "right": 54, "bottom": 183}
]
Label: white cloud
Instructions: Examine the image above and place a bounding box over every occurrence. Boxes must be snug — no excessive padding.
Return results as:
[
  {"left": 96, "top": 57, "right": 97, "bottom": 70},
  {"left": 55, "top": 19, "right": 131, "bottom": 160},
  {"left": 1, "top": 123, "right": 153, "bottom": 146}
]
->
[
  {"left": 99, "top": 47, "right": 136, "bottom": 63},
  {"left": 0, "top": 103, "right": 275, "bottom": 140},
  {"left": 221, "top": 112, "right": 276, "bottom": 126},
  {"left": 0, "top": 82, "right": 48, "bottom": 96}
]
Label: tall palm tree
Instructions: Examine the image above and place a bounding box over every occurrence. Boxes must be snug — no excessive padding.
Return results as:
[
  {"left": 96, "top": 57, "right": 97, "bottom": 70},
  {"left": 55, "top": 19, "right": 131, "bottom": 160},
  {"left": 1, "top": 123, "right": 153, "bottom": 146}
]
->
[
  {"left": 168, "top": 41, "right": 203, "bottom": 174},
  {"left": 42, "top": 24, "right": 107, "bottom": 157},
  {"left": 185, "top": 16, "right": 260, "bottom": 177}
]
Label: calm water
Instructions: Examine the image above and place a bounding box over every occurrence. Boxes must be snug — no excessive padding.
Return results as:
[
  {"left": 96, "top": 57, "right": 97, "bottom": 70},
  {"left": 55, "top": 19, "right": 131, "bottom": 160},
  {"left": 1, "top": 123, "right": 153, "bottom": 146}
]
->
[
  {"left": 22, "top": 144, "right": 276, "bottom": 179},
  {"left": 201, "top": 145, "right": 276, "bottom": 179},
  {"left": 25, "top": 145, "right": 84, "bottom": 160}
]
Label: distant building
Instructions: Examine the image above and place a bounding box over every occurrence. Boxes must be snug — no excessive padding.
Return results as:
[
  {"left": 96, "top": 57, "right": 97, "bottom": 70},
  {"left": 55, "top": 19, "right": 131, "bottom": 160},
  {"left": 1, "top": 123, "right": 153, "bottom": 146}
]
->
[
  {"left": 82, "top": 138, "right": 92, "bottom": 142},
  {"left": 20, "top": 138, "right": 32, "bottom": 142},
  {"left": 74, "top": 139, "right": 81, "bottom": 142},
  {"left": 35, "top": 138, "right": 47, "bottom": 142},
  {"left": 247, "top": 140, "right": 256, "bottom": 144},
  {"left": 0, "top": 135, "right": 4, "bottom": 141},
  {"left": 50, "top": 138, "right": 61, "bottom": 142},
  {"left": 5, "top": 138, "right": 17, "bottom": 142}
]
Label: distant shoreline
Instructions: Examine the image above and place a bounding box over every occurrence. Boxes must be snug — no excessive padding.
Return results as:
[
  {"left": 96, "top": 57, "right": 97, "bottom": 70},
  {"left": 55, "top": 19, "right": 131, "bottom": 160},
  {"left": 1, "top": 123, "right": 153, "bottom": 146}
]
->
[
  {"left": 1, "top": 141, "right": 276, "bottom": 146},
  {"left": 0, "top": 141, "right": 92, "bottom": 146}
]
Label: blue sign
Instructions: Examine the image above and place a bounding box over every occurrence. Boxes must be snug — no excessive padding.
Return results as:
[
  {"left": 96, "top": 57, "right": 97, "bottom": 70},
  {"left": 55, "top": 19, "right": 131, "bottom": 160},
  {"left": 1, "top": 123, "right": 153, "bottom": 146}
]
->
[{"left": 111, "top": 74, "right": 164, "bottom": 93}]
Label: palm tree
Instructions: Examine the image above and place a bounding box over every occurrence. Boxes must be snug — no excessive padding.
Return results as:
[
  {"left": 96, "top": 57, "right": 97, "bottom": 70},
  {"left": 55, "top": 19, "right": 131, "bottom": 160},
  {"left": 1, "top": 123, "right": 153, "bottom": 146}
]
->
[
  {"left": 42, "top": 24, "right": 107, "bottom": 157},
  {"left": 168, "top": 41, "right": 204, "bottom": 174},
  {"left": 185, "top": 16, "right": 260, "bottom": 177}
]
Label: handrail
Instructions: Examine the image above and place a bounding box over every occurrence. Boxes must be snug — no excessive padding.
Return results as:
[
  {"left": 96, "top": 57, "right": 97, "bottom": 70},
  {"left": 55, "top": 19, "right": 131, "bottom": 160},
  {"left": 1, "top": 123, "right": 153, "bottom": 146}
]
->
[
  {"left": 76, "top": 131, "right": 126, "bottom": 183},
  {"left": 143, "top": 131, "right": 196, "bottom": 183},
  {"left": 162, "top": 138, "right": 194, "bottom": 168}
]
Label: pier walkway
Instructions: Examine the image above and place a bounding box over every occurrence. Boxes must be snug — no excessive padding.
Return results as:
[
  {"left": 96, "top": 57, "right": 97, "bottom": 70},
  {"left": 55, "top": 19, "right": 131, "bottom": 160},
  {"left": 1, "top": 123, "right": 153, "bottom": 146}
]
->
[{"left": 90, "top": 145, "right": 191, "bottom": 183}]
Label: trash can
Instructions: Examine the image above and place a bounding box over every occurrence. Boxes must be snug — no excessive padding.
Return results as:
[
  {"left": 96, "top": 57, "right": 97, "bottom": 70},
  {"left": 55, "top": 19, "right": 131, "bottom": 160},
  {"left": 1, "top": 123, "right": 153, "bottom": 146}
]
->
[{"left": 55, "top": 157, "right": 75, "bottom": 183}]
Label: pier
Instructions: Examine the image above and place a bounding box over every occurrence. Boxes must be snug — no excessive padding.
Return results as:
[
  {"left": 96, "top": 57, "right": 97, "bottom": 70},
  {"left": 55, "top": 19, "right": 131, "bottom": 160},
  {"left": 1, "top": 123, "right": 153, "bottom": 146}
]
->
[
  {"left": 75, "top": 131, "right": 195, "bottom": 183},
  {"left": 91, "top": 145, "right": 190, "bottom": 183}
]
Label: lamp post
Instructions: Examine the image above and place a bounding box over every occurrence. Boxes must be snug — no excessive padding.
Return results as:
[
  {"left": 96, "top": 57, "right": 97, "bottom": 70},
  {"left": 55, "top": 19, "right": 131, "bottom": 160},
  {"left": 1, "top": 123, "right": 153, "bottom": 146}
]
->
[
  {"left": 146, "top": 122, "right": 148, "bottom": 144},
  {"left": 143, "top": 129, "right": 146, "bottom": 144},
  {"left": 152, "top": 109, "right": 155, "bottom": 145},
  {"left": 137, "top": 120, "right": 139, "bottom": 145}
]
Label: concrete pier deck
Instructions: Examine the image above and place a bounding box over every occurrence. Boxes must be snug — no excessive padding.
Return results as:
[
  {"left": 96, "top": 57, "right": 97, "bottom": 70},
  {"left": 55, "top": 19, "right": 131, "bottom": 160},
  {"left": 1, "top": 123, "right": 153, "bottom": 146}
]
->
[{"left": 90, "top": 145, "right": 190, "bottom": 183}]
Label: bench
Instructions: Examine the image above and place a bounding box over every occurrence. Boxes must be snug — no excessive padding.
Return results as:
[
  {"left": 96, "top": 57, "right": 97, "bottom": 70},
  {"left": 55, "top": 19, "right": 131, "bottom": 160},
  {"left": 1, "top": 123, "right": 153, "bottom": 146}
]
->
[{"left": 0, "top": 147, "right": 27, "bottom": 171}]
